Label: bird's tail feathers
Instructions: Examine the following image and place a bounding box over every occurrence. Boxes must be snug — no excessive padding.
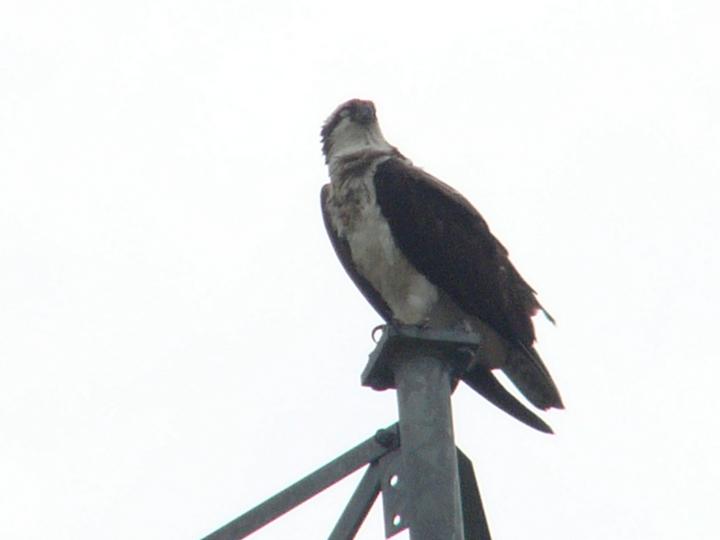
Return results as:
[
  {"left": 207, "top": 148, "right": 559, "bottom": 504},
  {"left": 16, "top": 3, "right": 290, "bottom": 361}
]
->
[
  {"left": 462, "top": 368, "right": 554, "bottom": 434},
  {"left": 503, "top": 344, "right": 563, "bottom": 410}
]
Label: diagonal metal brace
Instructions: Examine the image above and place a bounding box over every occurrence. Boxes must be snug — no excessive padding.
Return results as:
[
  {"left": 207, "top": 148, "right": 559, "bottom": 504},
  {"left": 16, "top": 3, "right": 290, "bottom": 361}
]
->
[
  {"left": 328, "top": 445, "right": 408, "bottom": 539},
  {"left": 327, "top": 445, "right": 408, "bottom": 540},
  {"left": 202, "top": 425, "right": 400, "bottom": 540}
]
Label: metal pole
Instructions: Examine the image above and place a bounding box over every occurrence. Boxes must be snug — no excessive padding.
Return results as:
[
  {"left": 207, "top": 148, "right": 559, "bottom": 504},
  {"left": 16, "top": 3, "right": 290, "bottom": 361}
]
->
[{"left": 394, "top": 354, "right": 465, "bottom": 540}]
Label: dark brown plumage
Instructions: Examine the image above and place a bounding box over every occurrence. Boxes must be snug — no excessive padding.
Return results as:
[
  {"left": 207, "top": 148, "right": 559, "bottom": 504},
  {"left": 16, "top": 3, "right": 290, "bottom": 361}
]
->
[{"left": 320, "top": 99, "right": 563, "bottom": 431}]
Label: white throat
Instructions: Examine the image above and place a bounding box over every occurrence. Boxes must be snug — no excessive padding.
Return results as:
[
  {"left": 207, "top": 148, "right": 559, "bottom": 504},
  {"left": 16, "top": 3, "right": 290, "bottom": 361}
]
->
[{"left": 326, "top": 119, "right": 393, "bottom": 169}]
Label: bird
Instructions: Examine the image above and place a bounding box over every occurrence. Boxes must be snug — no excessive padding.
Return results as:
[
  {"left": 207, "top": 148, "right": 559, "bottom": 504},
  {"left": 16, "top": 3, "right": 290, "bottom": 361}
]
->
[{"left": 320, "top": 99, "right": 563, "bottom": 433}]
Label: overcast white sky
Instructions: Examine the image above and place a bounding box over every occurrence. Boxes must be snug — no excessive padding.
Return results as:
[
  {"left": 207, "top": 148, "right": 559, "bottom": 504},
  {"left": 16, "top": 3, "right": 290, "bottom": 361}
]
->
[{"left": 2, "top": 1, "right": 719, "bottom": 539}]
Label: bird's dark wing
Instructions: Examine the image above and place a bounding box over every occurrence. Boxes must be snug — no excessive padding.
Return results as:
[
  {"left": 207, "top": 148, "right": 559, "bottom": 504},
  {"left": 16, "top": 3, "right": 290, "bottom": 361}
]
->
[
  {"left": 374, "top": 158, "right": 563, "bottom": 411},
  {"left": 321, "top": 181, "right": 561, "bottom": 422},
  {"left": 373, "top": 158, "right": 544, "bottom": 348},
  {"left": 320, "top": 184, "right": 393, "bottom": 322}
]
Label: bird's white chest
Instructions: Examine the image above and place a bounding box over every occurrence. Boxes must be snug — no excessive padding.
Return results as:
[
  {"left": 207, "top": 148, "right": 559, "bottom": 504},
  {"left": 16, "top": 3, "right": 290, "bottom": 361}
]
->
[{"left": 328, "top": 167, "right": 439, "bottom": 325}]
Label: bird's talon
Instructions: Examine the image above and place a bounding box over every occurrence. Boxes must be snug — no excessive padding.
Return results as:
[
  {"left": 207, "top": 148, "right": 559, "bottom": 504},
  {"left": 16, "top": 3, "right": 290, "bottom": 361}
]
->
[{"left": 371, "top": 324, "right": 386, "bottom": 343}]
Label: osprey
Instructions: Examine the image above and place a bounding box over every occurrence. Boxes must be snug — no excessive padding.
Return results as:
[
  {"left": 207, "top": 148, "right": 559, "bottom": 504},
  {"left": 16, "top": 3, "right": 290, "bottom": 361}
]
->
[{"left": 320, "top": 99, "right": 563, "bottom": 433}]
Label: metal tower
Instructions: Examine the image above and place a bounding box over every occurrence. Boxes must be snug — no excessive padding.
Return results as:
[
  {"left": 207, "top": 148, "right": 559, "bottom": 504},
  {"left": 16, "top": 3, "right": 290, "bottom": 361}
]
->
[{"left": 202, "top": 325, "right": 493, "bottom": 540}]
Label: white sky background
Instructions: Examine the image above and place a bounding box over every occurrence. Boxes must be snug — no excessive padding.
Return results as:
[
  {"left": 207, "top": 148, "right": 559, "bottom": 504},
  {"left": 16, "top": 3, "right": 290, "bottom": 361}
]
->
[{"left": 1, "top": 1, "right": 719, "bottom": 538}]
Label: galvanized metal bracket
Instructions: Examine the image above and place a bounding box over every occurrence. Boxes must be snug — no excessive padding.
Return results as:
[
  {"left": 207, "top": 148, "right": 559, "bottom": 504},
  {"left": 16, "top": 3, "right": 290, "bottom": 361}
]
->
[{"left": 362, "top": 324, "right": 482, "bottom": 391}]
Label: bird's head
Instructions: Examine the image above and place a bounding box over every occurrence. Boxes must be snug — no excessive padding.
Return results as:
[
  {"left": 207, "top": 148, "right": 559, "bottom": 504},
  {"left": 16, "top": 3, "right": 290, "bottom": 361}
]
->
[{"left": 321, "top": 99, "right": 392, "bottom": 164}]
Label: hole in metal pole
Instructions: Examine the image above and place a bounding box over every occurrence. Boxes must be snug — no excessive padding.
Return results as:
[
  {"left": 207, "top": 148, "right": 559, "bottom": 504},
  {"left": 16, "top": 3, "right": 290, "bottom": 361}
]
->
[
  {"left": 389, "top": 474, "right": 399, "bottom": 488},
  {"left": 392, "top": 514, "right": 402, "bottom": 527}
]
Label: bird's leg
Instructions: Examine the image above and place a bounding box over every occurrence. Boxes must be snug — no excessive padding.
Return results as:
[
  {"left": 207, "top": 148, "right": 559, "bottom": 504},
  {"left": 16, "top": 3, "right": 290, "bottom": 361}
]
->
[
  {"left": 458, "top": 346, "right": 482, "bottom": 375},
  {"left": 453, "top": 320, "right": 484, "bottom": 374},
  {"left": 370, "top": 318, "right": 411, "bottom": 341},
  {"left": 396, "top": 318, "right": 432, "bottom": 331},
  {"left": 418, "top": 317, "right": 431, "bottom": 330},
  {"left": 371, "top": 318, "right": 432, "bottom": 342}
]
